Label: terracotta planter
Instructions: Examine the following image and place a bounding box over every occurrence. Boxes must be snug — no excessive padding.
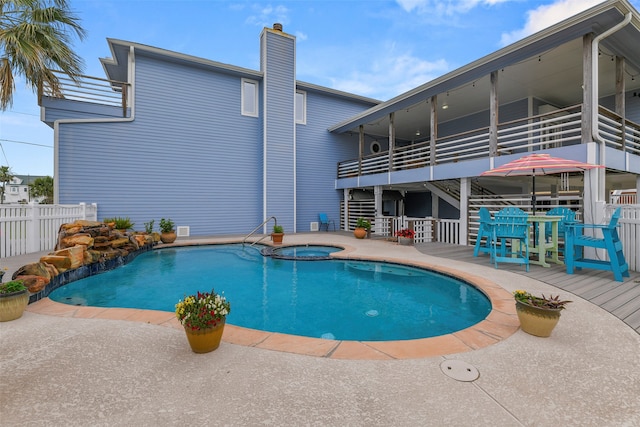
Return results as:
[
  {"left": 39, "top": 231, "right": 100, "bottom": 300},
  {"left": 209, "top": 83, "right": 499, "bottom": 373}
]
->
[
  {"left": 398, "top": 236, "right": 413, "bottom": 246},
  {"left": 271, "top": 233, "right": 284, "bottom": 245},
  {"left": 184, "top": 319, "right": 226, "bottom": 353},
  {"left": 160, "top": 231, "right": 177, "bottom": 244},
  {"left": 515, "top": 300, "right": 562, "bottom": 337},
  {"left": 353, "top": 227, "right": 367, "bottom": 239},
  {"left": 0, "top": 290, "right": 30, "bottom": 322}
]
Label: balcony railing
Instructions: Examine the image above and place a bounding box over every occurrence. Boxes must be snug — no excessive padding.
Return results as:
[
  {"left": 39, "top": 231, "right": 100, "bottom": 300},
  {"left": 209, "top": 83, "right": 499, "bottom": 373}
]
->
[
  {"left": 39, "top": 70, "right": 130, "bottom": 117},
  {"left": 337, "top": 104, "right": 640, "bottom": 178}
]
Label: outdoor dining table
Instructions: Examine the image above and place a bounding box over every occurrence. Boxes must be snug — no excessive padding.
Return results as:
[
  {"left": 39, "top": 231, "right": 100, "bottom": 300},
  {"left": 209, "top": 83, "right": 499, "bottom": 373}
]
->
[{"left": 526, "top": 215, "right": 563, "bottom": 267}]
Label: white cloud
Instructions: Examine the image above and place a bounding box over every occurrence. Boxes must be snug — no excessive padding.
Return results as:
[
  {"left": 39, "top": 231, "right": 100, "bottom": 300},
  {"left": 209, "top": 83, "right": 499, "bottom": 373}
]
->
[
  {"left": 396, "top": 0, "right": 511, "bottom": 16},
  {"left": 499, "top": 0, "right": 605, "bottom": 46},
  {"left": 328, "top": 44, "right": 450, "bottom": 100},
  {"left": 245, "top": 4, "right": 290, "bottom": 27}
]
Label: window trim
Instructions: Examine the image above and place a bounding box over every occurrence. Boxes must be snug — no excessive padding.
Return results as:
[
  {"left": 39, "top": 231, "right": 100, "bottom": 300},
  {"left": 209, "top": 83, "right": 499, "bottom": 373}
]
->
[
  {"left": 295, "top": 90, "right": 306, "bottom": 124},
  {"left": 241, "top": 78, "right": 259, "bottom": 117}
]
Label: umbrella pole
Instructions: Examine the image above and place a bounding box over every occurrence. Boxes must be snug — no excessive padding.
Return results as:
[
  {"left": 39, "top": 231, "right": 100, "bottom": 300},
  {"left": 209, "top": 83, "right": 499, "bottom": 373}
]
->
[{"left": 532, "top": 173, "right": 537, "bottom": 242}]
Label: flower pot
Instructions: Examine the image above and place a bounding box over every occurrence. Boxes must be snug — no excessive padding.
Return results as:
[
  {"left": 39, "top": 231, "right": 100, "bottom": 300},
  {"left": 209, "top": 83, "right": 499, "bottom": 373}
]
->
[
  {"left": 515, "top": 300, "right": 562, "bottom": 337},
  {"left": 353, "top": 227, "right": 367, "bottom": 239},
  {"left": 271, "top": 232, "right": 284, "bottom": 245},
  {"left": 0, "top": 289, "right": 30, "bottom": 322},
  {"left": 160, "top": 231, "right": 177, "bottom": 244},
  {"left": 184, "top": 318, "right": 226, "bottom": 353},
  {"left": 398, "top": 236, "right": 413, "bottom": 246}
]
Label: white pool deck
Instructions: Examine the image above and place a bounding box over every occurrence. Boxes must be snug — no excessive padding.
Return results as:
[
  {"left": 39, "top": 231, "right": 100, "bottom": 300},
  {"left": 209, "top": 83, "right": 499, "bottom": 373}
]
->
[{"left": 1, "top": 233, "right": 639, "bottom": 426}]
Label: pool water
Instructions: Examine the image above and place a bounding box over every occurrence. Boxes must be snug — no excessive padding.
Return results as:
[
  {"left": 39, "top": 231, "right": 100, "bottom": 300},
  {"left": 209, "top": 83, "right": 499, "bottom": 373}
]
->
[
  {"left": 264, "top": 245, "right": 341, "bottom": 260},
  {"left": 49, "top": 245, "right": 492, "bottom": 341}
]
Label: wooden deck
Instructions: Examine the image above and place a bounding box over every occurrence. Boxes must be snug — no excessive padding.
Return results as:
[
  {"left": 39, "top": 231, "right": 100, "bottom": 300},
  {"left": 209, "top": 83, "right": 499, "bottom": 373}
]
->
[{"left": 414, "top": 242, "right": 640, "bottom": 334}]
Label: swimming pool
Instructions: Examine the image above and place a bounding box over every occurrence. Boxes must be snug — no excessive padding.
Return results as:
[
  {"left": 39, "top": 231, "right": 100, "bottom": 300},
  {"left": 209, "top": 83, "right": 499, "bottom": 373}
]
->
[{"left": 49, "top": 244, "right": 492, "bottom": 341}]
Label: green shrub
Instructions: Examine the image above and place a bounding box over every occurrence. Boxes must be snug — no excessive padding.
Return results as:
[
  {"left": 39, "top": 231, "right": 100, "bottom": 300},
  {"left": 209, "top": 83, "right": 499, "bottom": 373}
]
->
[
  {"left": 103, "top": 217, "right": 134, "bottom": 230},
  {"left": 159, "top": 218, "right": 175, "bottom": 233}
]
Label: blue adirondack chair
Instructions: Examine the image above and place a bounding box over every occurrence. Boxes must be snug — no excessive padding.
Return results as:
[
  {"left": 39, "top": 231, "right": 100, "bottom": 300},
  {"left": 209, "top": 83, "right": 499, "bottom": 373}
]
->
[
  {"left": 318, "top": 213, "right": 335, "bottom": 231},
  {"left": 473, "top": 207, "right": 494, "bottom": 257},
  {"left": 491, "top": 207, "right": 530, "bottom": 272},
  {"left": 545, "top": 207, "right": 576, "bottom": 255},
  {"left": 565, "top": 207, "right": 629, "bottom": 282}
]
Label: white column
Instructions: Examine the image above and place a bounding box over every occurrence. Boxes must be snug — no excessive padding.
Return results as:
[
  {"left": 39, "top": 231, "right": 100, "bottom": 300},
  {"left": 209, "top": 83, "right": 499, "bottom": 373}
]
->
[
  {"left": 343, "top": 189, "right": 350, "bottom": 231},
  {"left": 460, "top": 178, "right": 470, "bottom": 246},
  {"left": 374, "top": 186, "right": 383, "bottom": 234}
]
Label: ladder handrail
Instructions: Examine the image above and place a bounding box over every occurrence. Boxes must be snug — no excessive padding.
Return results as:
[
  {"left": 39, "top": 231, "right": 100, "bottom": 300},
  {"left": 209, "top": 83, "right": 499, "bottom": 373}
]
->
[{"left": 242, "top": 216, "right": 277, "bottom": 246}]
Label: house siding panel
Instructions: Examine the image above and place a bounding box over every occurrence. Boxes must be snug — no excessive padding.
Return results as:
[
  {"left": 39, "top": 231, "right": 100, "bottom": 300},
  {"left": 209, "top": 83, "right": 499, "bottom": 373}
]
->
[
  {"left": 58, "top": 54, "right": 263, "bottom": 235},
  {"left": 263, "top": 30, "right": 296, "bottom": 231},
  {"left": 296, "top": 91, "right": 374, "bottom": 231}
]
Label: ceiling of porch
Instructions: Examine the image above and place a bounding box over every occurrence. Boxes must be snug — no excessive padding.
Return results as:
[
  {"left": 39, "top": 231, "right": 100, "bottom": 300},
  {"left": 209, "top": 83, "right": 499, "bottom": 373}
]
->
[{"left": 360, "top": 37, "right": 640, "bottom": 142}]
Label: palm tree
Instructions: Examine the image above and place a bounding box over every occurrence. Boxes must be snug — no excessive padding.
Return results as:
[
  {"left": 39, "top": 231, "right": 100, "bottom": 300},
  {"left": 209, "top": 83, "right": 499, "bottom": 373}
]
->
[
  {"left": 0, "top": 165, "right": 15, "bottom": 203},
  {"left": 0, "top": 0, "right": 86, "bottom": 110},
  {"left": 28, "top": 175, "right": 53, "bottom": 203}
]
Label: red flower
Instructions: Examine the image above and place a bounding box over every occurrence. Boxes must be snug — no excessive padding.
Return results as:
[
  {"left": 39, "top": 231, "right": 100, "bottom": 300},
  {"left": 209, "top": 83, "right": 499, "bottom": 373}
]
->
[{"left": 395, "top": 228, "right": 415, "bottom": 238}]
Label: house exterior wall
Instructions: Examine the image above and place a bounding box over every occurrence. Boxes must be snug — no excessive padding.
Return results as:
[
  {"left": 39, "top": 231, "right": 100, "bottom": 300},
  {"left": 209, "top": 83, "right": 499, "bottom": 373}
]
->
[
  {"left": 50, "top": 29, "right": 377, "bottom": 236},
  {"left": 296, "top": 89, "right": 372, "bottom": 231},
  {"left": 57, "top": 53, "right": 264, "bottom": 235}
]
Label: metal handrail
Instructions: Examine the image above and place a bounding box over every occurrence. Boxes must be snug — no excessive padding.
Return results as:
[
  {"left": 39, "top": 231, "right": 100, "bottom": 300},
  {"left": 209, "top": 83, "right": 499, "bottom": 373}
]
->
[{"left": 242, "top": 216, "right": 277, "bottom": 246}]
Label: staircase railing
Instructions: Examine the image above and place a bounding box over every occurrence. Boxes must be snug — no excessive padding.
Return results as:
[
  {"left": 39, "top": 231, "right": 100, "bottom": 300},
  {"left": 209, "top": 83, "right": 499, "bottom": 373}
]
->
[{"left": 242, "top": 216, "right": 277, "bottom": 246}]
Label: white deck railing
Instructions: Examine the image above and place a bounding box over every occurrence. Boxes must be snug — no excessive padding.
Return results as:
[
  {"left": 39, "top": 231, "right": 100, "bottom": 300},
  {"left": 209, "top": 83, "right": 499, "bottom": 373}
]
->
[
  {"left": 337, "top": 104, "right": 640, "bottom": 178},
  {"left": 0, "top": 203, "right": 98, "bottom": 257},
  {"left": 375, "top": 216, "right": 460, "bottom": 244}
]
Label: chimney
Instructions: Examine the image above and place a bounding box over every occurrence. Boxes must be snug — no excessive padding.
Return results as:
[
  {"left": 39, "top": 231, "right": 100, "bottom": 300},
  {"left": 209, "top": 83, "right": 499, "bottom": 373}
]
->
[{"left": 273, "top": 23, "right": 283, "bottom": 31}]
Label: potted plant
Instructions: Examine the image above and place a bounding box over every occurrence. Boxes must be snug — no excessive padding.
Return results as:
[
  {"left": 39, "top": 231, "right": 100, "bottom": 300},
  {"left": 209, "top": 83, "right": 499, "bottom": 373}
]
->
[
  {"left": 354, "top": 217, "right": 370, "bottom": 239},
  {"left": 271, "top": 224, "right": 284, "bottom": 245},
  {"left": 159, "top": 218, "right": 176, "bottom": 243},
  {"left": 0, "top": 279, "right": 29, "bottom": 322},
  {"left": 395, "top": 228, "right": 415, "bottom": 245},
  {"left": 175, "top": 289, "right": 231, "bottom": 353},
  {"left": 513, "top": 290, "right": 572, "bottom": 337}
]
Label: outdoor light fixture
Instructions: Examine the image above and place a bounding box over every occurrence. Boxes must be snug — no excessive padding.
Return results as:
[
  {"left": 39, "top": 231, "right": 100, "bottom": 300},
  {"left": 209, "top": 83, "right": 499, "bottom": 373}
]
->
[
  {"left": 415, "top": 130, "right": 421, "bottom": 136},
  {"left": 442, "top": 102, "right": 449, "bottom": 110}
]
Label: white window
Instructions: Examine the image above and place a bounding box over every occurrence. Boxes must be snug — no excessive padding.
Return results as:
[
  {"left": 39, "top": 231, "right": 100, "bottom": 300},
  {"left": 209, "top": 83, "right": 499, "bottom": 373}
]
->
[
  {"left": 241, "top": 78, "right": 259, "bottom": 117},
  {"left": 10, "top": 186, "right": 18, "bottom": 193},
  {"left": 295, "top": 90, "right": 306, "bottom": 124}
]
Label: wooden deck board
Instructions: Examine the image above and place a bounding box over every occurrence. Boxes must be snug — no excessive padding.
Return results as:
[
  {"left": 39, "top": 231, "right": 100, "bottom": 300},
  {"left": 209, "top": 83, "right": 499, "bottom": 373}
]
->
[{"left": 415, "top": 242, "right": 640, "bottom": 334}]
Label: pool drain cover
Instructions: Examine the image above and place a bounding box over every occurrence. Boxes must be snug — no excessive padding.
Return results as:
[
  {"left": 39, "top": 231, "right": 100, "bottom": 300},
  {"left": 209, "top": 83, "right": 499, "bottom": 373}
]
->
[{"left": 440, "top": 360, "right": 479, "bottom": 382}]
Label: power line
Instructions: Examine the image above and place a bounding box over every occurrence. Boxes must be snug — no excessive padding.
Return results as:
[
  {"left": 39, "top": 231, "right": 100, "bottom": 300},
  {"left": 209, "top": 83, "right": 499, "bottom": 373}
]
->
[
  {"left": 0, "top": 142, "right": 9, "bottom": 166},
  {"left": 0, "top": 139, "right": 53, "bottom": 149}
]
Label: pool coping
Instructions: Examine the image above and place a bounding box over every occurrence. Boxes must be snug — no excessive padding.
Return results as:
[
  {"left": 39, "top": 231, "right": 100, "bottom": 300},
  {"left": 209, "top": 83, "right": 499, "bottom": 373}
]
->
[{"left": 26, "top": 239, "right": 519, "bottom": 360}]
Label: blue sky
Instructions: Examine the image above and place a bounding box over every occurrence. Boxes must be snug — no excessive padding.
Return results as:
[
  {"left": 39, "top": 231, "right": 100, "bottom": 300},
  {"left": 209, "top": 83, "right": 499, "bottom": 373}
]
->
[{"left": 1, "top": 0, "right": 639, "bottom": 177}]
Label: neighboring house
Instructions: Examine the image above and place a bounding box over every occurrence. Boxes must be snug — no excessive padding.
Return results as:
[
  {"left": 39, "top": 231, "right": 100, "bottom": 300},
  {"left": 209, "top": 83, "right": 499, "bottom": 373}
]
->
[
  {"left": 39, "top": 0, "right": 640, "bottom": 242},
  {"left": 1, "top": 175, "right": 47, "bottom": 204}
]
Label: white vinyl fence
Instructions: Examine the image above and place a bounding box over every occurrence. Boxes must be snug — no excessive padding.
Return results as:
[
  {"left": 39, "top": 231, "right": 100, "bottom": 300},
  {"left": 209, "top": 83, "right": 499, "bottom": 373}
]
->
[{"left": 0, "top": 203, "right": 98, "bottom": 257}]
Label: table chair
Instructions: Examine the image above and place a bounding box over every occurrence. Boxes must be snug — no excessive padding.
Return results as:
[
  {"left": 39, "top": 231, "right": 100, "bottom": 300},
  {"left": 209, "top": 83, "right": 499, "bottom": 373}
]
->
[
  {"left": 545, "top": 207, "right": 576, "bottom": 255},
  {"left": 473, "top": 207, "right": 494, "bottom": 257},
  {"left": 565, "top": 207, "right": 629, "bottom": 282},
  {"left": 491, "top": 207, "right": 530, "bottom": 272},
  {"left": 318, "top": 213, "right": 335, "bottom": 231}
]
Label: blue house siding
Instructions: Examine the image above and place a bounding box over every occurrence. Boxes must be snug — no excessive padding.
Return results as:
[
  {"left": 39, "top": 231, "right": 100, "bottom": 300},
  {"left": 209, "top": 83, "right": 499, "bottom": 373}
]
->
[
  {"left": 262, "top": 29, "right": 296, "bottom": 231},
  {"left": 296, "top": 89, "right": 377, "bottom": 231},
  {"left": 57, "top": 53, "right": 264, "bottom": 235}
]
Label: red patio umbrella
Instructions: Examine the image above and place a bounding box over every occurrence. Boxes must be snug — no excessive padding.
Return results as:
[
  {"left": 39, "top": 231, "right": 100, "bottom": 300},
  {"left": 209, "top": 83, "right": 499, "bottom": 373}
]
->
[{"left": 480, "top": 153, "right": 603, "bottom": 213}]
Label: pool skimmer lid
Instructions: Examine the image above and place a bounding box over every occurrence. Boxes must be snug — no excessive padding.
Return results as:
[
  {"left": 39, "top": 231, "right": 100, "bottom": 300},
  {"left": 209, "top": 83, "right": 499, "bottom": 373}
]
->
[{"left": 440, "top": 360, "right": 479, "bottom": 382}]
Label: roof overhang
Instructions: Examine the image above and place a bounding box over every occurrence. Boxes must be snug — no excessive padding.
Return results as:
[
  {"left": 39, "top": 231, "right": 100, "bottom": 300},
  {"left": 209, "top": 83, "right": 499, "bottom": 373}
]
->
[{"left": 328, "top": 0, "right": 640, "bottom": 138}]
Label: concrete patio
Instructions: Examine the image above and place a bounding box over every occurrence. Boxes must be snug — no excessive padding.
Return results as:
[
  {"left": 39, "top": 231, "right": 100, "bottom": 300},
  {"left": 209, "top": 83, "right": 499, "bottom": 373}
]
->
[{"left": 1, "top": 233, "right": 639, "bottom": 426}]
